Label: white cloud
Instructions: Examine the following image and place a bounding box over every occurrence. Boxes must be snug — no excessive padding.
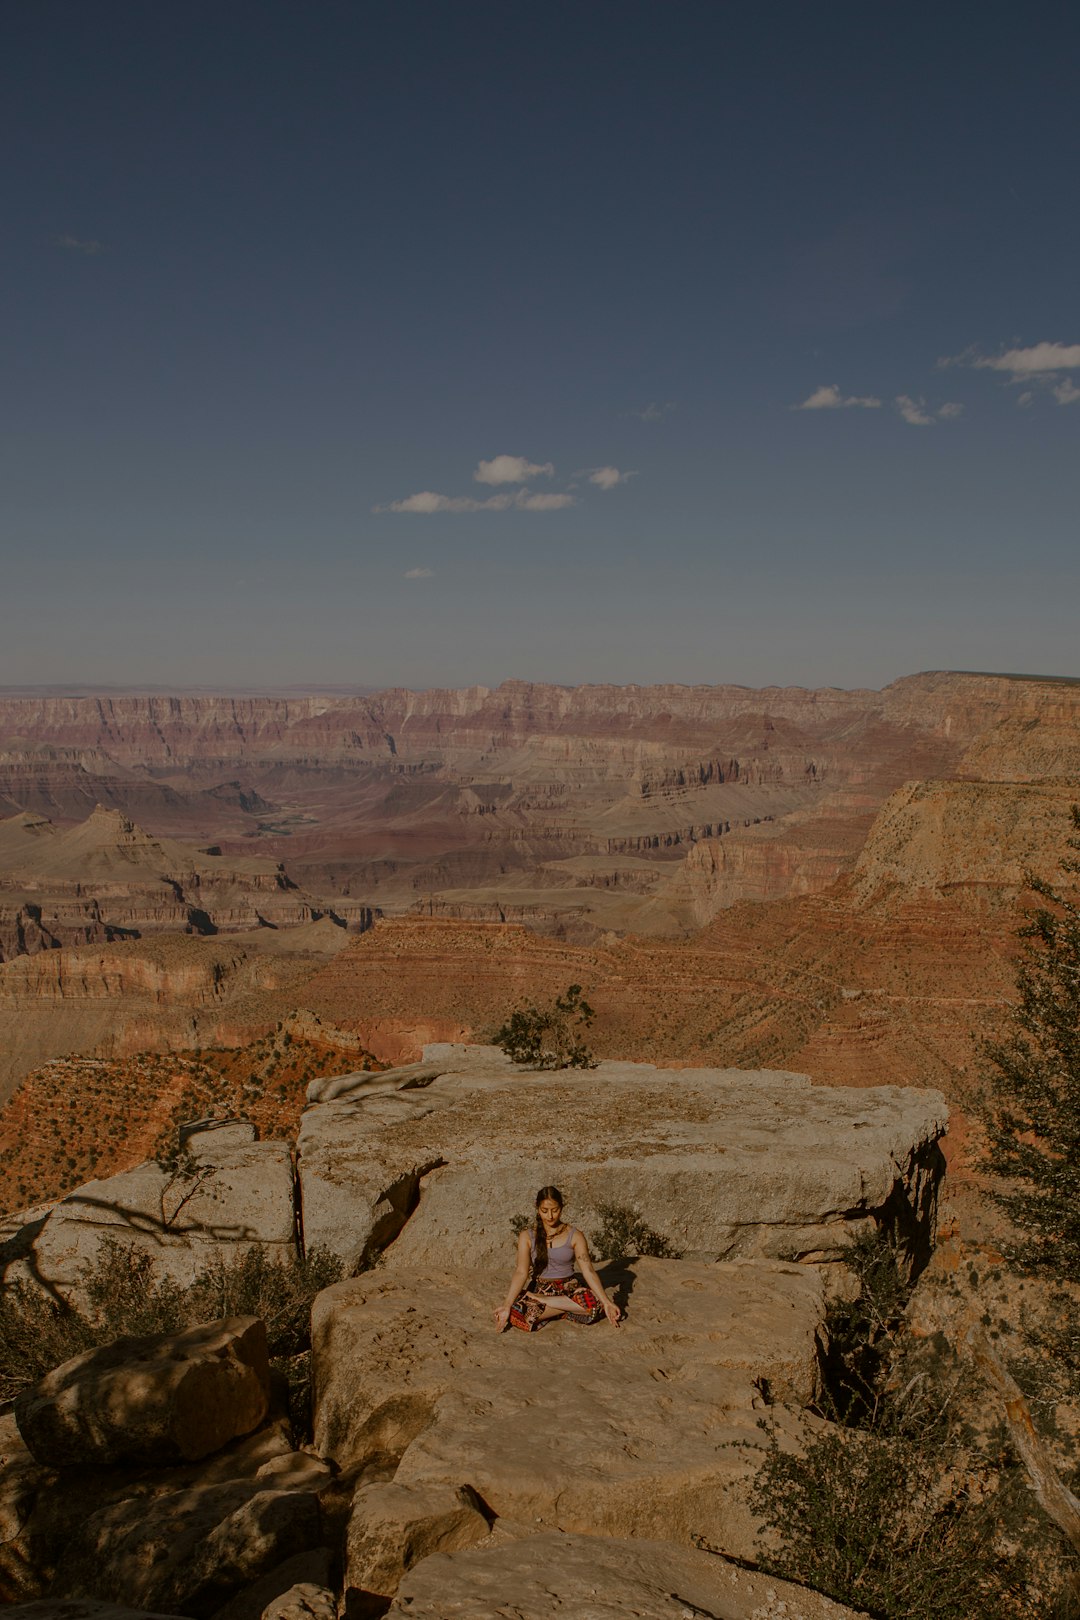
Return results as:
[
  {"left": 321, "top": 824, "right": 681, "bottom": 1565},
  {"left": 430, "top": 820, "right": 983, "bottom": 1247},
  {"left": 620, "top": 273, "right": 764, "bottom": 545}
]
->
[
  {"left": 795, "top": 384, "right": 882, "bottom": 411},
  {"left": 627, "top": 400, "right": 675, "bottom": 423},
  {"left": 474, "top": 454, "right": 554, "bottom": 486},
  {"left": 942, "top": 340, "right": 1080, "bottom": 379},
  {"left": 895, "top": 395, "right": 962, "bottom": 426},
  {"left": 586, "top": 466, "right": 634, "bottom": 490},
  {"left": 403, "top": 566, "right": 434, "bottom": 578},
  {"left": 377, "top": 490, "right": 514, "bottom": 514},
  {"left": 55, "top": 234, "right": 104, "bottom": 255},
  {"left": 1053, "top": 378, "right": 1080, "bottom": 405},
  {"left": 1017, "top": 391, "right": 1034, "bottom": 408},
  {"left": 895, "top": 395, "right": 935, "bottom": 426},
  {"left": 376, "top": 487, "right": 574, "bottom": 515},
  {"left": 512, "top": 490, "right": 576, "bottom": 511}
]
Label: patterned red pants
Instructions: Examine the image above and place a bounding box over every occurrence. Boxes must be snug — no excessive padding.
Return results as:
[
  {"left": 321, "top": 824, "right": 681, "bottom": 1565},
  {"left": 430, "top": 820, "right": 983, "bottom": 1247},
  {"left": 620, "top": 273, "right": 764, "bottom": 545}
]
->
[{"left": 509, "top": 1274, "right": 604, "bottom": 1332}]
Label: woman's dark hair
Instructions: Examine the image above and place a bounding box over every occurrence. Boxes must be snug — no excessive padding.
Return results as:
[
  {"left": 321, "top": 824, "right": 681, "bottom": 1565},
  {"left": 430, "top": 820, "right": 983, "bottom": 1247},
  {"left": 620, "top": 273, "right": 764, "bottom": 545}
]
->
[{"left": 532, "top": 1185, "right": 564, "bottom": 1277}]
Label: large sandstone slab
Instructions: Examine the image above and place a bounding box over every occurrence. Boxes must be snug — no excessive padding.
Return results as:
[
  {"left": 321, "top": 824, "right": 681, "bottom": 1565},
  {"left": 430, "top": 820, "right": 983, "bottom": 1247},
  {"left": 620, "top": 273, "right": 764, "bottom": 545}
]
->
[
  {"left": 313, "top": 1257, "right": 824, "bottom": 1560},
  {"left": 14, "top": 1139, "right": 296, "bottom": 1299},
  {"left": 297, "top": 1043, "right": 947, "bottom": 1272},
  {"left": 15, "top": 1317, "right": 270, "bottom": 1468},
  {"left": 388, "top": 1530, "right": 871, "bottom": 1619}
]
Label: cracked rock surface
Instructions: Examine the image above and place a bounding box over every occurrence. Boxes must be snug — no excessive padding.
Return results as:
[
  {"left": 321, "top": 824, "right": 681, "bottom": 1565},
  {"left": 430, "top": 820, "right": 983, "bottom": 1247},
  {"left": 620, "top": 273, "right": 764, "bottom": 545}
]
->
[
  {"left": 386, "top": 1529, "right": 871, "bottom": 1618},
  {"left": 313, "top": 1257, "right": 826, "bottom": 1561},
  {"left": 297, "top": 1044, "right": 947, "bottom": 1272}
]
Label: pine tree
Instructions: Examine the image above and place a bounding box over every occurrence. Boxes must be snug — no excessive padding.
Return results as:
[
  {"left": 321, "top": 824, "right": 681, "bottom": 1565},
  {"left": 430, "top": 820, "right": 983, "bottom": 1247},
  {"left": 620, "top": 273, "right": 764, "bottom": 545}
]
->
[{"left": 982, "top": 805, "right": 1080, "bottom": 1276}]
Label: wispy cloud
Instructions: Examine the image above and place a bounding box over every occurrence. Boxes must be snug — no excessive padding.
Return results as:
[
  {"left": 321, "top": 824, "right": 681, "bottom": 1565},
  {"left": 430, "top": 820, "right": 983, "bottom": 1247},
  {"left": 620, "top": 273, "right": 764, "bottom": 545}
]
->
[
  {"left": 376, "top": 488, "right": 575, "bottom": 515},
  {"left": 940, "top": 339, "right": 1080, "bottom": 406},
  {"left": 584, "top": 466, "right": 635, "bottom": 490},
  {"left": 795, "top": 383, "right": 882, "bottom": 411},
  {"left": 474, "top": 454, "right": 554, "bottom": 486},
  {"left": 945, "top": 340, "right": 1080, "bottom": 379},
  {"left": 895, "top": 395, "right": 962, "bottom": 427},
  {"left": 626, "top": 401, "right": 675, "bottom": 422},
  {"left": 403, "top": 566, "right": 434, "bottom": 578},
  {"left": 516, "top": 490, "right": 575, "bottom": 510},
  {"left": 55, "top": 234, "right": 104, "bottom": 255}
]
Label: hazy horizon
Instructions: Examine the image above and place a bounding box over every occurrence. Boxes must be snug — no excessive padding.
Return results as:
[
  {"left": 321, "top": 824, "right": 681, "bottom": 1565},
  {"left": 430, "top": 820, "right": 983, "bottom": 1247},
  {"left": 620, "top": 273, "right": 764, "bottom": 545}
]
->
[{"left": 4, "top": 3, "right": 1079, "bottom": 690}]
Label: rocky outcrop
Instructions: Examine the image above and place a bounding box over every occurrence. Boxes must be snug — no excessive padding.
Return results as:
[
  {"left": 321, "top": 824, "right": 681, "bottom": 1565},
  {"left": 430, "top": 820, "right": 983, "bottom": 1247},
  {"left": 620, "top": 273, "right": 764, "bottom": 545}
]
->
[
  {"left": 10, "top": 1137, "right": 296, "bottom": 1297},
  {"left": 387, "top": 1530, "right": 872, "bottom": 1619},
  {"left": 313, "top": 1258, "right": 824, "bottom": 1561},
  {"left": 296, "top": 1044, "right": 947, "bottom": 1275},
  {"left": 4, "top": 1411, "right": 330, "bottom": 1615},
  {"left": 345, "top": 1481, "right": 489, "bottom": 1607},
  {"left": 850, "top": 778, "right": 1080, "bottom": 908},
  {"left": 14, "top": 1318, "right": 271, "bottom": 1468},
  {"left": 0, "top": 808, "right": 344, "bottom": 961}
]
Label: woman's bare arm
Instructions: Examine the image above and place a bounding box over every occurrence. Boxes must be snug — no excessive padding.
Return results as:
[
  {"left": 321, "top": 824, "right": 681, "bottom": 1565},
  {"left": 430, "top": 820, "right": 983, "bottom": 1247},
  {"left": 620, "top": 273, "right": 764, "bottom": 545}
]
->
[
  {"left": 493, "top": 1229, "right": 533, "bottom": 1329},
  {"left": 573, "top": 1229, "right": 621, "bottom": 1324}
]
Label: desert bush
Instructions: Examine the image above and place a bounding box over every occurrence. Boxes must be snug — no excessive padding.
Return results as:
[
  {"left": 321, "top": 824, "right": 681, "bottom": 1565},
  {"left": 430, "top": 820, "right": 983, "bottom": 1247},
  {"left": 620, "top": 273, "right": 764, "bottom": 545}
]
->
[
  {"left": 747, "top": 1406, "right": 1038, "bottom": 1620},
  {"left": 492, "top": 983, "right": 597, "bottom": 1069},
  {"left": 748, "top": 1229, "right": 1078, "bottom": 1618},
  {"left": 590, "top": 1201, "right": 678, "bottom": 1262},
  {"left": 185, "top": 1242, "right": 343, "bottom": 1358},
  {"left": 0, "top": 1238, "right": 343, "bottom": 1432}
]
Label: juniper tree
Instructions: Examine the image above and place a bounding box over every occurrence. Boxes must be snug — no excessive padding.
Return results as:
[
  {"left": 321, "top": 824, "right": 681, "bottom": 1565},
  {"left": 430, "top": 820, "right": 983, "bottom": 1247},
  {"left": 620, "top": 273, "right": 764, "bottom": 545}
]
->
[{"left": 982, "top": 804, "right": 1080, "bottom": 1277}]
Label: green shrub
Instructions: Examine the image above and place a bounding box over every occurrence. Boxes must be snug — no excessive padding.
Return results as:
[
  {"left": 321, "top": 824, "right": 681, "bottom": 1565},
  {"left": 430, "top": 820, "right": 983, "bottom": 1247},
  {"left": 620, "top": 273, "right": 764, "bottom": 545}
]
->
[
  {"left": 747, "top": 1409, "right": 1038, "bottom": 1620},
  {"left": 492, "top": 984, "right": 597, "bottom": 1070},
  {"left": 747, "top": 1229, "right": 1078, "bottom": 1618},
  {"left": 0, "top": 1238, "right": 343, "bottom": 1434},
  {"left": 590, "top": 1201, "right": 678, "bottom": 1262}
]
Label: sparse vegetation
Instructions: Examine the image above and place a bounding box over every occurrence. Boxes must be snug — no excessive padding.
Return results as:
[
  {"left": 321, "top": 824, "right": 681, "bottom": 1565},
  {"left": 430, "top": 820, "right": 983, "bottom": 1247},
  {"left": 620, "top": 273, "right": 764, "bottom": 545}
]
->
[
  {"left": 590, "top": 1201, "right": 678, "bottom": 1261},
  {"left": 492, "top": 983, "right": 597, "bottom": 1069},
  {"left": 746, "top": 1228, "right": 1079, "bottom": 1619},
  {"left": 0, "top": 1238, "right": 342, "bottom": 1436},
  {"left": 0, "top": 1025, "right": 382, "bottom": 1214}
]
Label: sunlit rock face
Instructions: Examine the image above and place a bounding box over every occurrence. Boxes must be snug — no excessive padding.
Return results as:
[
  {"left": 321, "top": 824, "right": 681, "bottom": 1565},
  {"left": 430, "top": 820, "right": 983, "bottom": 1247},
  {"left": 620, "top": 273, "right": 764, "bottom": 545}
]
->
[{"left": 296, "top": 1043, "right": 947, "bottom": 1274}]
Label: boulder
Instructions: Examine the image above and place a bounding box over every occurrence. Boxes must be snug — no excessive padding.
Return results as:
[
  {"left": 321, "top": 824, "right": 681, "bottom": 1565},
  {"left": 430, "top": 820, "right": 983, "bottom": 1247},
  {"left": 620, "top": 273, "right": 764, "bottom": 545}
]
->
[
  {"left": 209, "top": 1548, "right": 335, "bottom": 1620},
  {"left": 313, "top": 1258, "right": 824, "bottom": 1560},
  {"left": 13, "top": 1140, "right": 296, "bottom": 1300},
  {"left": 15, "top": 1317, "right": 270, "bottom": 1467},
  {"left": 344, "top": 1480, "right": 489, "bottom": 1604},
  {"left": 296, "top": 1043, "right": 947, "bottom": 1275},
  {"left": 260, "top": 1583, "right": 336, "bottom": 1620},
  {"left": 0, "top": 1413, "right": 53, "bottom": 1603},
  {"left": 387, "top": 1529, "right": 872, "bottom": 1618}
]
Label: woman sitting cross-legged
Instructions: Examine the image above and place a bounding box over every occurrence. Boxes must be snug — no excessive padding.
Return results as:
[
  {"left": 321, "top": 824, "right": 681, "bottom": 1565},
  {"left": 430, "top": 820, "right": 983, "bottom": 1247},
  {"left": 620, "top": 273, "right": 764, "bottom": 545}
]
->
[{"left": 494, "top": 1184, "right": 621, "bottom": 1332}]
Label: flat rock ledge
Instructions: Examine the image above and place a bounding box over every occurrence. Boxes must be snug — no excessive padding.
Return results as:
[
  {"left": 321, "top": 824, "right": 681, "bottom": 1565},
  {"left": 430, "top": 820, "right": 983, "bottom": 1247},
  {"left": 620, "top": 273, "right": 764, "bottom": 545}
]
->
[
  {"left": 298, "top": 1043, "right": 948, "bottom": 1274},
  {"left": 388, "top": 1529, "right": 872, "bottom": 1619},
  {"left": 314, "top": 1258, "right": 825, "bottom": 1564}
]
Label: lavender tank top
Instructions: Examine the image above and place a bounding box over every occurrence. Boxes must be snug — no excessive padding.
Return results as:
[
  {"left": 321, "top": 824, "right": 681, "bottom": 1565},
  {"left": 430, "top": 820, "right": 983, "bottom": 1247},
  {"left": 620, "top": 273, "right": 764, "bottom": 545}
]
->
[{"left": 533, "top": 1226, "right": 577, "bottom": 1280}]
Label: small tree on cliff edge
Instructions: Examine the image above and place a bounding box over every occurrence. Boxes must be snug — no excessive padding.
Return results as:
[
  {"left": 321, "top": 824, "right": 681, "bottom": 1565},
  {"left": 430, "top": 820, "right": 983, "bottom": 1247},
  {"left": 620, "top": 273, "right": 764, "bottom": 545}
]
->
[
  {"left": 492, "top": 984, "right": 596, "bottom": 1069},
  {"left": 982, "top": 804, "right": 1080, "bottom": 1276}
]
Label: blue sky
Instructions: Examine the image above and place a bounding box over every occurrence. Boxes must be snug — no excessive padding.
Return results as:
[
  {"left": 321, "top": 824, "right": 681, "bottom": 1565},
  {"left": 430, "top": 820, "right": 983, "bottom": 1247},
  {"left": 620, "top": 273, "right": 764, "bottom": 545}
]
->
[{"left": 3, "top": 1, "right": 1078, "bottom": 690}]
